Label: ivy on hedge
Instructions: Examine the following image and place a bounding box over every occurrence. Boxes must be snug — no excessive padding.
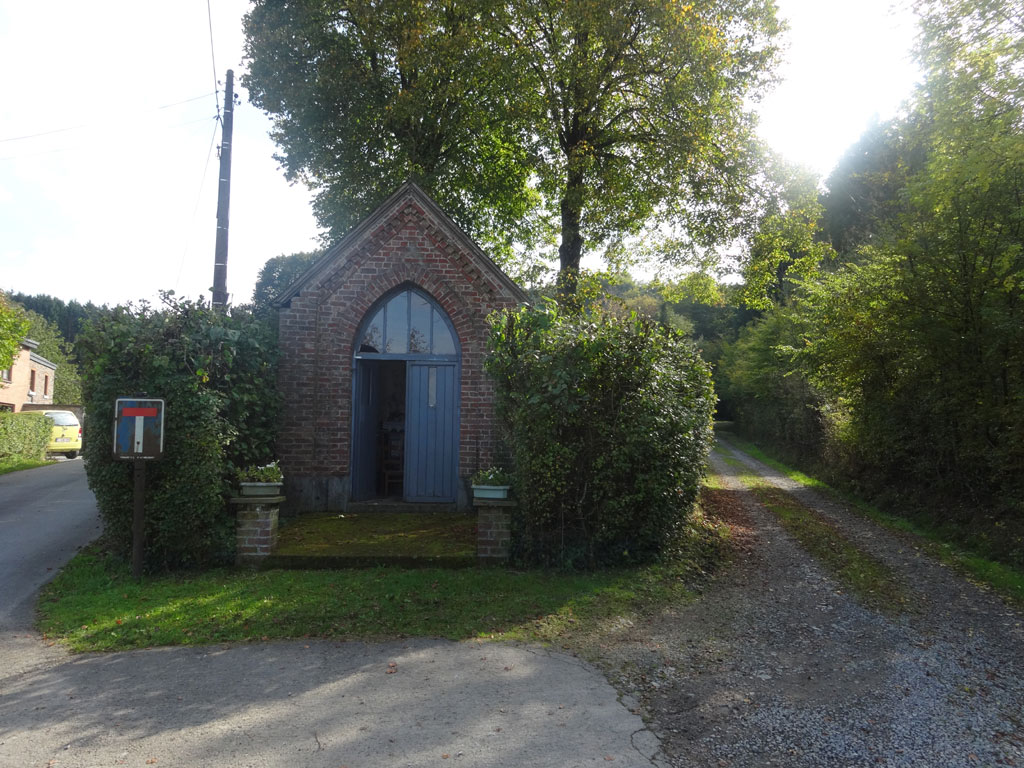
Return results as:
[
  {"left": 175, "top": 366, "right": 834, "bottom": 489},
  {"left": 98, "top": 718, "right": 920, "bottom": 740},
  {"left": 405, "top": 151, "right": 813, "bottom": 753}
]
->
[
  {"left": 486, "top": 302, "right": 716, "bottom": 567},
  {"left": 0, "top": 411, "right": 51, "bottom": 460},
  {"left": 77, "top": 295, "right": 280, "bottom": 571}
]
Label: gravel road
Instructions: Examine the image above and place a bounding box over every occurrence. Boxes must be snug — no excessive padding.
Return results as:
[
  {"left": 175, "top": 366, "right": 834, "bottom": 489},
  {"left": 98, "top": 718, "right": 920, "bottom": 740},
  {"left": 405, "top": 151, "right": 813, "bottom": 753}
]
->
[{"left": 600, "top": 439, "right": 1024, "bottom": 768}]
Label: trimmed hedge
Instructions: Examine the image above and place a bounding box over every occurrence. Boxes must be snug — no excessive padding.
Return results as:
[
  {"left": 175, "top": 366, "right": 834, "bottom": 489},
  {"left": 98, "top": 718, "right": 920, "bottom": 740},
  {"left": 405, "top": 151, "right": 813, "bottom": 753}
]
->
[
  {"left": 0, "top": 411, "right": 51, "bottom": 460},
  {"left": 486, "top": 303, "right": 716, "bottom": 567},
  {"left": 77, "top": 296, "right": 280, "bottom": 572}
]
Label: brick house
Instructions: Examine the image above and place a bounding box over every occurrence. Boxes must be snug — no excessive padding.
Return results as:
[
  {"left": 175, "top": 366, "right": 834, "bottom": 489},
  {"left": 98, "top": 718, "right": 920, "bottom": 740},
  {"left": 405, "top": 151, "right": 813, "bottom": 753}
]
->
[
  {"left": 274, "top": 181, "right": 526, "bottom": 512},
  {"left": 0, "top": 339, "right": 56, "bottom": 412}
]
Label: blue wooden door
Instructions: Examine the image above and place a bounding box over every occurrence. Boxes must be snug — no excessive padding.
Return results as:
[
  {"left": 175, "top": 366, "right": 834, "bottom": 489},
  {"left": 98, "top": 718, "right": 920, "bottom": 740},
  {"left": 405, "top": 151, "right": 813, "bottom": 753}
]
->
[
  {"left": 405, "top": 362, "right": 458, "bottom": 501},
  {"left": 350, "top": 361, "right": 379, "bottom": 501}
]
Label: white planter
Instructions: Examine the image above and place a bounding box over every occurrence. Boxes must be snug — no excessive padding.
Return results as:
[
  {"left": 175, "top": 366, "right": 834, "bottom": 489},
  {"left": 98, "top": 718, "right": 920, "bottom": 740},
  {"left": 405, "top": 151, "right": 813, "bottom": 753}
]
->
[
  {"left": 239, "top": 482, "right": 284, "bottom": 497},
  {"left": 472, "top": 484, "right": 510, "bottom": 500}
]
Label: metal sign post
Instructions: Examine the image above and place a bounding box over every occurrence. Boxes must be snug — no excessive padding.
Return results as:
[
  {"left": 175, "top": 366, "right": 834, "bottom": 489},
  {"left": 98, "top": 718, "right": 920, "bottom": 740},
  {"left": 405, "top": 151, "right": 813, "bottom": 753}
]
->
[{"left": 113, "top": 398, "right": 165, "bottom": 580}]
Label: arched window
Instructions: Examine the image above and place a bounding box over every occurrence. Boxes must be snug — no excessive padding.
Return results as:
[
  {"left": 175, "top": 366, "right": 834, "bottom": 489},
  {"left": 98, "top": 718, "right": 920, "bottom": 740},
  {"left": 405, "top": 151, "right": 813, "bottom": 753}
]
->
[{"left": 355, "top": 288, "right": 458, "bottom": 357}]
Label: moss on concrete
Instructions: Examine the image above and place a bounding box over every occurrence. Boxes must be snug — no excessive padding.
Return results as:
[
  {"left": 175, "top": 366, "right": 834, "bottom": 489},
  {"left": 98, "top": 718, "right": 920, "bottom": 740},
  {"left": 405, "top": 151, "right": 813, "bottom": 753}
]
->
[{"left": 274, "top": 512, "right": 476, "bottom": 558}]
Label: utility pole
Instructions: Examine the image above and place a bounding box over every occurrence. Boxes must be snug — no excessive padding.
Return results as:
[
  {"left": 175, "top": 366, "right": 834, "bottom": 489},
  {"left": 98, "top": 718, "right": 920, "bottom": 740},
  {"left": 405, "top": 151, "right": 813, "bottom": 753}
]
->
[{"left": 212, "top": 69, "right": 234, "bottom": 309}]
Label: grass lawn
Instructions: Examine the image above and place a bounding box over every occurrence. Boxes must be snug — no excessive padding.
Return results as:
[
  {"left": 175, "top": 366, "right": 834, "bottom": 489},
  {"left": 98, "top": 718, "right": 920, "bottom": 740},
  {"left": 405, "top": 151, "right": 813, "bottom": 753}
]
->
[
  {"left": 38, "top": 499, "right": 728, "bottom": 653},
  {"left": 0, "top": 455, "right": 54, "bottom": 475}
]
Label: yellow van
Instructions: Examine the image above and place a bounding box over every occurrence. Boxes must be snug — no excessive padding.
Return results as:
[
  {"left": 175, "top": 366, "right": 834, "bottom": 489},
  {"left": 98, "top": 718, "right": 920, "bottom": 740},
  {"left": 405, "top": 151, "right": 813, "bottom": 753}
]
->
[{"left": 43, "top": 410, "right": 82, "bottom": 458}]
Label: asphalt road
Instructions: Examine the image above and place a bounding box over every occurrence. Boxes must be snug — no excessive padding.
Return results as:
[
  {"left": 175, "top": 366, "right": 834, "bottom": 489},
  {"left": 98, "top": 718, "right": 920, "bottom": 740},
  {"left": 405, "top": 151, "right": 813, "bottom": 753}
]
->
[
  {"left": 0, "top": 462, "right": 660, "bottom": 767},
  {"left": 0, "top": 459, "right": 102, "bottom": 632}
]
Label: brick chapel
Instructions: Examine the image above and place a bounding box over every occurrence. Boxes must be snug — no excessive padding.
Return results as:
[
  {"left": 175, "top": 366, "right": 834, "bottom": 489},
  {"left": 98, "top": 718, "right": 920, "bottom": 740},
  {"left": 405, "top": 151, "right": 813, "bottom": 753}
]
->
[{"left": 274, "top": 182, "right": 526, "bottom": 513}]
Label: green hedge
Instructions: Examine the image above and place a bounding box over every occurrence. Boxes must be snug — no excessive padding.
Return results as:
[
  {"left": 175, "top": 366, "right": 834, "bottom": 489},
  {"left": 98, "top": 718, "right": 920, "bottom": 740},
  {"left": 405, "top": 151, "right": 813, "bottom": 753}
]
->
[
  {"left": 77, "top": 296, "right": 280, "bottom": 571},
  {"left": 0, "top": 411, "right": 51, "bottom": 460},
  {"left": 486, "top": 303, "right": 716, "bottom": 567}
]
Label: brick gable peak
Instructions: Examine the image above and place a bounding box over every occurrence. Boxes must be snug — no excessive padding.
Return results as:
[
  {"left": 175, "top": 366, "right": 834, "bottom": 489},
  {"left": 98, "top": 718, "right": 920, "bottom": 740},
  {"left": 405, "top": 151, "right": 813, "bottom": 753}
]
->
[{"left": 274, "top": 181, "right": 526, "bottom": 308}]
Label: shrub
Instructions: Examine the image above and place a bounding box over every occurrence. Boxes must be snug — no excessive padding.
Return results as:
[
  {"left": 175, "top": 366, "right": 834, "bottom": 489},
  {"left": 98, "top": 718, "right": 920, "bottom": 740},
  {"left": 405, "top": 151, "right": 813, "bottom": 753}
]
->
[
  {"left": 0, "top": 411, "right": 51, "bottom": 460},
  {"left": 486, "top": 303, "right": 715, "bottom": 567},
  {"left": 77, "top": 295, "right": 280, "bottom": 571}
]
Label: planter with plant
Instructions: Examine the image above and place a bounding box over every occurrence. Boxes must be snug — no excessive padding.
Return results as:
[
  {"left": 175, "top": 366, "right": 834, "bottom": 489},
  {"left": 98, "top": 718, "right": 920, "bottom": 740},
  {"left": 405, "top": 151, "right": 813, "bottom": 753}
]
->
[
  {"left": 471, "top": 467, "right": 512, "bottom": 500},
  {"left": 236, "top": 461, "right": 284, "bottom": 497}
]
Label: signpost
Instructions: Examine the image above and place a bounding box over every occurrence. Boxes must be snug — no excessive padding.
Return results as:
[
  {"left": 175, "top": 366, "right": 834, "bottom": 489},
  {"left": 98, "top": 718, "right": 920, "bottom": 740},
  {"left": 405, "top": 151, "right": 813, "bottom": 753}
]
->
[{"left": 113, "top": 398, "right": 165, "bottom": 580}]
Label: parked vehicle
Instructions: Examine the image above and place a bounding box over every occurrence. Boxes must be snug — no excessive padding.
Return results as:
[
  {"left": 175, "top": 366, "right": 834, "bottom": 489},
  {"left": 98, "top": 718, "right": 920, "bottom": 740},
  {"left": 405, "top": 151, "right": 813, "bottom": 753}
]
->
[{"left": 43, "top": 410, "right": 82, "bottom": 458}]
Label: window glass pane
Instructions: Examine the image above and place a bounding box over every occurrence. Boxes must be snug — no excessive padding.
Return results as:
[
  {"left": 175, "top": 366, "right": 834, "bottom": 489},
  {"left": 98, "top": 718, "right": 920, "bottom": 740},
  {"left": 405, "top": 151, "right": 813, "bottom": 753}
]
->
[
  {"left": 409, "top": 292, "right": 431, "bottom": 353},
  {"left": 46, "top": 411, "right": 78, "bottom": 426},
  {"left": 384, "top": 293, "right": 408, "bottom": 354},
  {"left": 432, "top": 309, "right": 456, "bottom": 355},
  {"left": 360, "top": 307, "right": 384, "bottom": 353}
]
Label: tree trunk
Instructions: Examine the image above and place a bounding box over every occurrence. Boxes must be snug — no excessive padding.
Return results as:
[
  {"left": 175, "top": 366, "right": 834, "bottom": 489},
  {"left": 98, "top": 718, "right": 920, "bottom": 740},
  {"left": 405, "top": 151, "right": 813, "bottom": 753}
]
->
[{"left": 557, "top": 169, "right": 585, "bottom": 301}]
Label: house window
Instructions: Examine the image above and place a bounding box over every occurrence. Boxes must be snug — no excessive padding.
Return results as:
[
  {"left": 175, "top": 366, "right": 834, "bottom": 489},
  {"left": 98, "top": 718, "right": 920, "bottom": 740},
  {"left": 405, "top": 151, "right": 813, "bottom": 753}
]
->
[
  {"left": 0, "top": 367, "right": 10, "bottom": 383},
  {"left": 30, "top": 370, "right": 36, "bottom": 391},
  {"left": 44, "top": 374, "right": 49, "bottom": 396}
]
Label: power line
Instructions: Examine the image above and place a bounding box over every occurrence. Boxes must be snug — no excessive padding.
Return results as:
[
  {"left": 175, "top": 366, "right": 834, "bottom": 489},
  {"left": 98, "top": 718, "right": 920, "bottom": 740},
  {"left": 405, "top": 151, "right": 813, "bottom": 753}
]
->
[
  {"left": 0, "top": 93, "right": 215, "bottom": 144},
  {"left": 206, "top": 0, "right": 221, "bottom": 119},
  {"left": 0, "top": 114, "right": 218, "bottom": 162}
]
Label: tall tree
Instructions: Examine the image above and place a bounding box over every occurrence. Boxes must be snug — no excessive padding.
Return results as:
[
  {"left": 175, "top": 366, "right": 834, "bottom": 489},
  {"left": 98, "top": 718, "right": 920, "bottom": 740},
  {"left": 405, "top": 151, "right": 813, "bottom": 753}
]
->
[
  {"left": 496, "top": 0, "right": 781, "bottom": 294},
  {"left": 739, "top": 156, "right": 833, "bottom": 309},
  {"left": 243, "top": 0, "right": 783, "bottom": 294},
  {"left": 243, "top": 0, "right": 541, "bottom": 267},
  {"left": 0, "top": 292, "right": 29, "bottom": 372}
]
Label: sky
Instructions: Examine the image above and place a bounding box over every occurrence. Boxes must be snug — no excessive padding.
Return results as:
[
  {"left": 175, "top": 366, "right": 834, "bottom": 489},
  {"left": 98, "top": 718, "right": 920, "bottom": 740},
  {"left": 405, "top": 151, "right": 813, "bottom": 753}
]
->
[{"left": 0, "top": 1, "right": 921, "bottom": 309}]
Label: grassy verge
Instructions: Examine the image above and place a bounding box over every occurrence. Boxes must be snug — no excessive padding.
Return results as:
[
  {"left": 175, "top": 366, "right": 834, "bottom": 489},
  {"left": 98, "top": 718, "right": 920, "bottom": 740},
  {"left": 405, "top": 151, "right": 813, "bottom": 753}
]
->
[
  {"left": 719, "top": 436, "right": 1024, "bottom": 607},
  {"left": 38, "top": 500, "right": 728, "bottom": 654},
  {"left": 716, "top": 447, "right": 909, "bottom": 614},
  {"left": 0, "top": 455, "right": 55, "bottom": 475}
]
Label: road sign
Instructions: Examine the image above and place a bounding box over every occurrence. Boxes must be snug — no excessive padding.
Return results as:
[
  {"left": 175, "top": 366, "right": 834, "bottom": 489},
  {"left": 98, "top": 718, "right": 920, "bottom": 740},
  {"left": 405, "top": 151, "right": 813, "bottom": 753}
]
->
[{"left": 113, "top": 397, "right": 165, "bottom": 460}]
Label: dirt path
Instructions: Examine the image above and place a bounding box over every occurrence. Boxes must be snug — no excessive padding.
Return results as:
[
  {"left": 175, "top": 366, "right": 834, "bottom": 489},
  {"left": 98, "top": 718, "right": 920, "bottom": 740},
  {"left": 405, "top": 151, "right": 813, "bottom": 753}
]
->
[{"left": 601, "top": 439, "right": 1024, "bottom": 767}]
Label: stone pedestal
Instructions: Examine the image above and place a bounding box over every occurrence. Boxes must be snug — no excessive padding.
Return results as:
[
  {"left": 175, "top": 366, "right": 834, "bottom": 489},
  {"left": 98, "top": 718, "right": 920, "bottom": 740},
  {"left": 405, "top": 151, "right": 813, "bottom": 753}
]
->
[
  {"left": 475, "top": 498, "right": 515, "bottom": 565},
  {"left": 233, "top": 495, "right": 284, "bottom": 567}
]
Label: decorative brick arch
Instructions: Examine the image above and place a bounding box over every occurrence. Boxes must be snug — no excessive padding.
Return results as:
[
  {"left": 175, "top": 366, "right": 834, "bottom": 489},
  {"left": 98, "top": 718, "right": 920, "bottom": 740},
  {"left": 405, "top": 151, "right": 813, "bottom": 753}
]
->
[{"left": 274, "top": 182, "right": 524, "bottom": 513}]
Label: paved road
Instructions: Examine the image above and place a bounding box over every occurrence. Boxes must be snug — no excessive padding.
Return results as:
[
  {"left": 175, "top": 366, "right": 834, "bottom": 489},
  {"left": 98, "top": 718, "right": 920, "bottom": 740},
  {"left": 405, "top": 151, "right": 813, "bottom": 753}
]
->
[
  {"left": 0, "top": 459, "right": 102, "bottom": 631},
  {"left": 0, "top": 463, "right": 660, "bottom": 767}
]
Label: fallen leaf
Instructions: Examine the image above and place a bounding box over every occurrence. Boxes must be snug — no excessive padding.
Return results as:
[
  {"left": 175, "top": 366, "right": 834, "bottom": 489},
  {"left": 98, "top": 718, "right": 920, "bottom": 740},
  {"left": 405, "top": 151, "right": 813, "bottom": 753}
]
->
[{"left": 442, "top": 754, "right": 450, "bottom": 759}]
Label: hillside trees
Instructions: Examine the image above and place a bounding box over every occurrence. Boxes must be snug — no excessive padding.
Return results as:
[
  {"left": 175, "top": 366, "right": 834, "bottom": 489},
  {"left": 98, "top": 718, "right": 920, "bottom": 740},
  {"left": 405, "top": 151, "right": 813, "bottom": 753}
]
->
[
  {"left": 18, "top": 308, "right": 82, "bottom": 404},
  {"left": 243, "top": 0, "right": 783, "bottom": 293},
  {"left": 719, "top": 0, "right": 1024, "bottom": 559},
  {"left": 8, "top": 292, "right": 100, "bottom": 345}
]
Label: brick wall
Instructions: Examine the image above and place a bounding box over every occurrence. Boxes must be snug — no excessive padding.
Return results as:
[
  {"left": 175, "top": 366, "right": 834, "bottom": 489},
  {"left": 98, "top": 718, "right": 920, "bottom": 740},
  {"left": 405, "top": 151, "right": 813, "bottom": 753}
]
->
[
  {"left": 277, "top": 184, "right": 523, "bottom": 512},
  {"left": 0, "top": 344, "right": 55, "bottom": 412}
]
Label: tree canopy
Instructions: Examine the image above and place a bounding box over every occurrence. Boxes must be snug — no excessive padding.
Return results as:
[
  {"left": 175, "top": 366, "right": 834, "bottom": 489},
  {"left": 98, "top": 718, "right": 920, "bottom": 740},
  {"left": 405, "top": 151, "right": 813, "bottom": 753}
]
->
[
  {"left": 0, "top": 292, "right": 29, "bottom": 372},
  {"left": 250, "top": 250, "right": 324, "bottom": 310},
  {"left": 243, "top": 0, "right": 783, "bottom": 293}
]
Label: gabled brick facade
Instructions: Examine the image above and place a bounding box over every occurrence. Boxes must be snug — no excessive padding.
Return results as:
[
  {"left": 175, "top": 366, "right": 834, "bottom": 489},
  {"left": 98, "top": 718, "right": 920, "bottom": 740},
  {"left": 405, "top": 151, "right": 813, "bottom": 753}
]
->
[{"left": 275, "top": 182, "right": 525, "bottom": 512}]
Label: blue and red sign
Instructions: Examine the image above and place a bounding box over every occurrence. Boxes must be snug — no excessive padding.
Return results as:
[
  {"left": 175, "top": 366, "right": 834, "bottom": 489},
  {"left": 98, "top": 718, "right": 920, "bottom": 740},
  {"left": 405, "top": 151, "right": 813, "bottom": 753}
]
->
[{"left": 113, "top": 398, "right": 165, "bottom": 460}]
